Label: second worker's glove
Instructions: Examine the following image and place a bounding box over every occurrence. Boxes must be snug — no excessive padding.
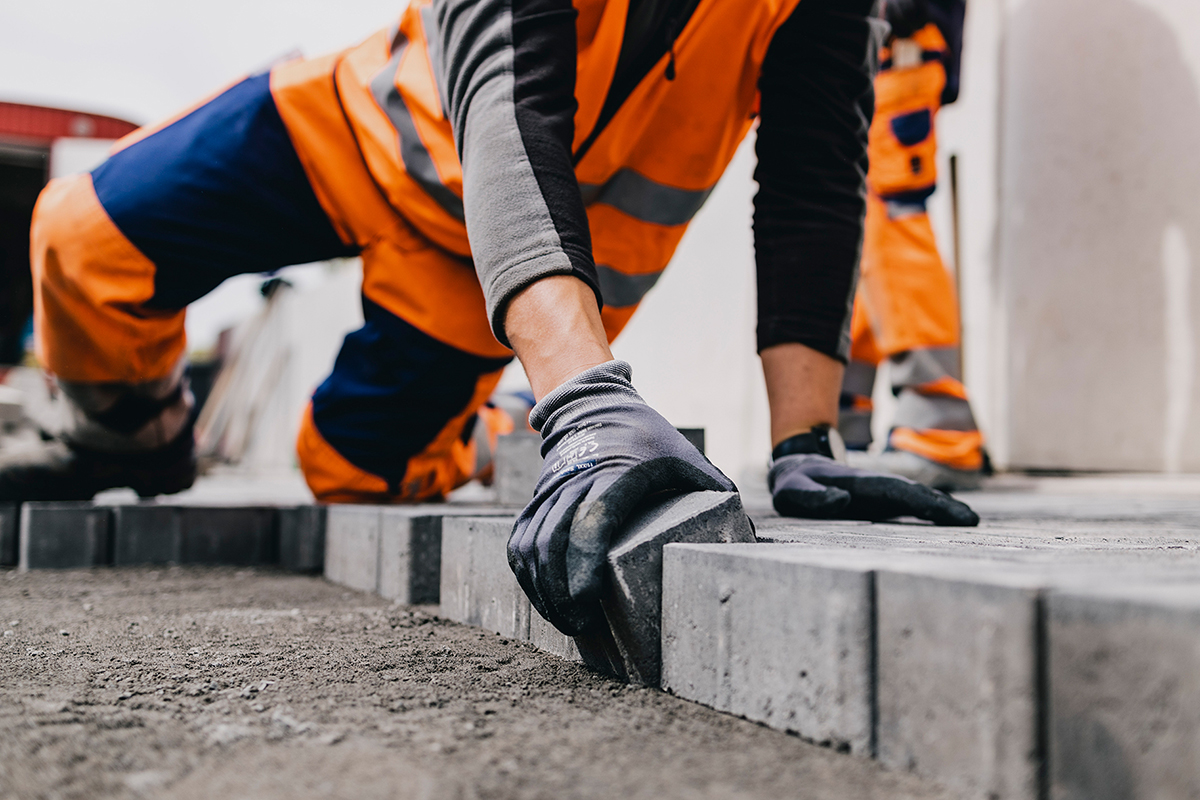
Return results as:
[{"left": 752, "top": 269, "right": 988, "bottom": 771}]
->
[
  {"left": 768, "top": 425, "right": 979, "bottom": 526},
  {"left": 508, "top": 361, "right": 735, "bottom": 635}
]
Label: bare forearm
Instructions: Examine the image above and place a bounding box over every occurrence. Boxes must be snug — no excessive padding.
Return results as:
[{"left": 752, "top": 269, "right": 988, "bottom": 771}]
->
[
  {"left": 503, "top": 275, "right": 613, "bottom": 400},
  {"left": 761, "top": 342, "right": 844, "bottom": 448}
]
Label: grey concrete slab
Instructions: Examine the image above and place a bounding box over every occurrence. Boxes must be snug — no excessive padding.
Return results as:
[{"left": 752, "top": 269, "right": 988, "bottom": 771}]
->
[
  {"left": 876, "top": 566, "right": 1044, "bottom": 800},
  {"left": 599, "top": 491, "right": 755, "bottom": 686},
  {"left": 1048, "top": 585, "right": 1200, "bottom": 800},
  {"left": 439, "top": 516, "right": 530, "bottom": 639},
  {"left": 662, "top": 544, "right": 876, "bottom": 755},
  {"left": 495, "top": 432, "right": 541, "bottom": 507},
  {"left": 277, "top": 505, "right": 326, "bottom": 572},
  {"left": 178, "top": 506, "right": 277, "bottom": 565},
  {"left": 0, "top": 504, "right": 18, "bottom": 566},
  {"left": 112, "top": 504, "right": 183, "bottom": 566},
  {"left": 324, "top": 505, "right": 382, "bottom": 594},
  {"left": 529, "top": 609, "right": 582, "bottom": 662},
  {"left": 19, "top": 503, "right": 112, "bottom": 570}
]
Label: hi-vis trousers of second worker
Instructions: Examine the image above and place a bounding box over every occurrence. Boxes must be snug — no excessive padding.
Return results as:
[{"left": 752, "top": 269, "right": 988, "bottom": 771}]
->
[{"left": 838, "top": 23, "right": 984, "bottom": 480}]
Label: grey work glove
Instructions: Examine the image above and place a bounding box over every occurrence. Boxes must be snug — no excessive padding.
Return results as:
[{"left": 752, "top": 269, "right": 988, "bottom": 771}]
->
[
  {"left": 768, "top": 425, "right": 979, "bottom": 526},
  {"left": 508, "top": 361, "right": 735, "bottom": 635}
]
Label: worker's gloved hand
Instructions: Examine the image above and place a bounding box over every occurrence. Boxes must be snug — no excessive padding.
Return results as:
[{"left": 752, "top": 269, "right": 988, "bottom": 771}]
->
[
  {"left": 508, "top": 360, "right": 734, "bottom": 635},
  {"left": 769, "top": 425, "right": 979, "bottom": 526}
]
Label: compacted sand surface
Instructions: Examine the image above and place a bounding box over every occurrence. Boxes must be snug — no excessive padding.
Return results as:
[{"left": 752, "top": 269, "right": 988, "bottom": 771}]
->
[{"left": 0, "top": 567, "right": 954, "bottom": 800}]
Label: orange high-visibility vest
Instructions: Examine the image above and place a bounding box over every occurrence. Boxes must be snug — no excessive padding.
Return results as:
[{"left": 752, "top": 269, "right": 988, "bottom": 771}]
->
[{"left": 296, "top": 0, "right": 802, "bottom": 348}]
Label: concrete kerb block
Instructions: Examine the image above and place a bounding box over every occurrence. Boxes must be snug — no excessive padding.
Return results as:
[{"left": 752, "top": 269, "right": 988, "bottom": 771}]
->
[
  {"left": 178, "top": 506, "right": 277, "bottom": 565},
  {"left": 875, "top": 562, "right": 1046, "bottom": 800},
  {"left": 0, "top": 503, "right": 18, "bottom": 566},
  {"left": 439, "top": 516, "right": 529, "bottom": 639},
  {"left": 595, "top": 490, "right": 755, "bottom": 686},
  {"left": 112, "top": 504, "right": 183, "bottom": 565},
  {"left": 661, "top": 544, "right": 877, "bottom": 755},
  {"left": 277, "top": 505, "right": 326, "bottom": 572},
  {"left": 1048, "top": 585, "right": 1200, "bottom": 800},
  {"left": 379, "top": 506, "right": 512, "bottom": 604},
  {"left": 19, "top": 502, "right": 112, "bottom": 570},
  {"left": 495, "top": 432, "right": 542, "bottom": 507},
  {"left": 324, "top": 505, "right": 383, "bottom": 594}
]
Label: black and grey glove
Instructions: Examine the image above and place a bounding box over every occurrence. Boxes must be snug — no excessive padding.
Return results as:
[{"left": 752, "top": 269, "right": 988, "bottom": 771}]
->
[
  {"left": 769, "top": 425, "right": 979, "bottom": 526},
  {"left": 507, "top": 361, "right": 734, "bottom": 635}
]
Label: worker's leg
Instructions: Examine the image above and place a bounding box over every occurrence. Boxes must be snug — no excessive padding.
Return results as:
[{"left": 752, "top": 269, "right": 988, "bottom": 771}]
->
[
  {"left": 3, "top": 71, "right": 358, "bottom": 501},
  {"left": 294, "top": 233, "right": 513, "bottom": 504},
  {"left": 854, "top": 193, "right": 983, "bottom": 485}
]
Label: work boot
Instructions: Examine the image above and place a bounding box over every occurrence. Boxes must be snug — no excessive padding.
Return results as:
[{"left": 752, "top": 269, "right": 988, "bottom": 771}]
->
[
  {"left": 846, "top": 448, "right": 983, "bottom": 492},
  {"left": 0, "top": 424, "right": 196, "bottom": 501},
  {"left": 0, "top": 363, "right": 197, "bottom": 502}
]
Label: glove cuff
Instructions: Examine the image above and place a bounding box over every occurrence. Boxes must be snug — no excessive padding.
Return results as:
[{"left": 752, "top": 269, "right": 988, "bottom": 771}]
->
[
  {"left": 528, "top": 360, "right": 641, "bottom": 433},
  {"left": 771, "top": 424, "right": 847, "bottom": 464}
]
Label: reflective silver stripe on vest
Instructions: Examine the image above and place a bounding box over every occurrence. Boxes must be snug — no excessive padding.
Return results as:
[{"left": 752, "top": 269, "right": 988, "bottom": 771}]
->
[
  {"left": 890, "top": 346, "right": 961, "bottom": 387},
  {"left": 370, "top": 41, "right": 466, "bottom": 221},
  {"left": 580, "top": 169, "right": 713, "bottom": 226},
  {"left": 596, "top": 264, "right": 664, "bottom": 308},
  {"left": 894, "top": 389, "right": 977, "bottom": 432},
  {"left": 419, "top": 4, "right": 452, "bottom": 119}
]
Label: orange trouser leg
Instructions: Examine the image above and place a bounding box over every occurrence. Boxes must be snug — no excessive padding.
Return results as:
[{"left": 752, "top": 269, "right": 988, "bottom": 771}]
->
[
  {"left": 30, "top": 173, "right": 185, "bottom": 384},
  {"left": 847, "top": 195, "right": 983, "bottom": 470}
]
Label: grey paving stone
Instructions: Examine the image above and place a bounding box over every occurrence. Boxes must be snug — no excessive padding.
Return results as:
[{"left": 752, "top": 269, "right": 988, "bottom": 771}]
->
[
  {"left": 1048, "top": 585, "right": 1200, "bottom": 800},
  {"left": 0, "top": 504, "right": 18, "bottom": 566},
  {"left": 19, "top": 502, "right": 112, "bottom": 570},
  {"left": 599, "top": 491, "right": 755, "bottom": 686},
  {"left": 495, "top": 432, "right": 542, "bottom": 507},
  {"left": 278, "top": 505, "right": 326, "bottom": 572},
  {"left": 112, "top": 504, "right": 183, "bottom": 565},
  {"left": 876, "top": 565, "right": 1045, "bottom": 800},
  {"left": 529, "top": 608, "right": 582, "bottom": 663},
  {"left": 178, "top": 506, "right": 277, "bottom": 565},
  {"left": 324, "top": 505, "right": 382, "bottom": 594},
  {"left": 439, "top": 516, "right": 529, "bottom": 639},
  {"left": 662, "top": 544, "right": 876, "bottom": 755}
]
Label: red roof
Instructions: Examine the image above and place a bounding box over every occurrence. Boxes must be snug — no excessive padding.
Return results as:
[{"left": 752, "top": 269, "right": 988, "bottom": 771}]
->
[{"left": 0, "top": 101, "right": 138, "bottom": 144}]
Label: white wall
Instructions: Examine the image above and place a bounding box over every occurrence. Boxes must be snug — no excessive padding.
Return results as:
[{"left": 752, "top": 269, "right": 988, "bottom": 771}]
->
[{"left": 994, "top": 0, "right": 1200, "bottom": 471}]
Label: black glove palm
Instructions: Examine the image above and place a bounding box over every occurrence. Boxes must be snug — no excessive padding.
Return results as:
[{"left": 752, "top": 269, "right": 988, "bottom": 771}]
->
[
  {"left": 768, "top": 426, "right": 979, "bottom": 526},
  {"left": 507, "top": 361, "right": 734, "bottom": 635}
]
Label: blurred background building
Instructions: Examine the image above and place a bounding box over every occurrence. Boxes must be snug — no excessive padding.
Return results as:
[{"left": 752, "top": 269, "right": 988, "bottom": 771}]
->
[{"left": 1, "top": 0, "right": 1198, "bottom": 483}]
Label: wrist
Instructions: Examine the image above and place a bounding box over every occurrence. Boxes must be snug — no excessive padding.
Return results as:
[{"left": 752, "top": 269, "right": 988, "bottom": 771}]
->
[{"left": 504, "top": 275, "right": 614, "bottom": 400}]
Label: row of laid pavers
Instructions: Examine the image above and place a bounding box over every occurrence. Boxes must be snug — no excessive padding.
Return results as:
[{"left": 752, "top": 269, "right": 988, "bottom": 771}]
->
[
  {"left": 10, "top": 493, "right": 1200, "bottom": 800},
  {"left": 5, "top": 501, "right": 326, "bottom": 572}
]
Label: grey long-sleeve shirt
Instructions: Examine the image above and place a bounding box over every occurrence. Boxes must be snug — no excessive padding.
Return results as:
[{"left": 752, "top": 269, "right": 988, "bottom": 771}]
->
[{"left": 431, "top": 0, "right": 879, "bottom": 361}]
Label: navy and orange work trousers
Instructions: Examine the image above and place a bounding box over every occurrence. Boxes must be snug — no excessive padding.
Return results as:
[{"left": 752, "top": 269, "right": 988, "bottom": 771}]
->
[
  {"left": 840, "top": 28, "right": 983, "bottom": 471},
  {"left": 31, "top": 65, "right": 512, "bottom": 503}
]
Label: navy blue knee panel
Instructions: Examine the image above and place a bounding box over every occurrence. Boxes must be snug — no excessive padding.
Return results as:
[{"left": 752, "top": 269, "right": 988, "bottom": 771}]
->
[
  {"left": 311, "top": 297, "right": 512, "bottom": 486},
  {"left": 91, "top": 72, "right": 359, "bottom": 309}
]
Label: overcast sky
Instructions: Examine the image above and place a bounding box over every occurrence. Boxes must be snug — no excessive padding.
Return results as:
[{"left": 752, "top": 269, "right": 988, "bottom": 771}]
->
[{"left": 1, "top": 0, "right": 406, "bottom": 124}]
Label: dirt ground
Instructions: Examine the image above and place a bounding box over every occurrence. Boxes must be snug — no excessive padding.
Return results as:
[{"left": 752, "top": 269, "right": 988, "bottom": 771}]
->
[{"left": 0, "top": 567, "right": 955, "bottom": 800}]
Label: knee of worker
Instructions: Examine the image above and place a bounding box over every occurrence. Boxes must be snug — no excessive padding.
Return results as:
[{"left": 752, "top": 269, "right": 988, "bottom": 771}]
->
[
  {"left": 31, "top": 173, "right": 185, "bottom": 383},
  {"left": 296, "top": 299, "right": 511, "bottom": 504}
]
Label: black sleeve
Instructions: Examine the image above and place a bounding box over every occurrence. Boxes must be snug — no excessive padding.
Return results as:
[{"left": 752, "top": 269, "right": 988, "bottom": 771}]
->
[{"left": 753, "top": 0, "right": 880, "bottom": 361}]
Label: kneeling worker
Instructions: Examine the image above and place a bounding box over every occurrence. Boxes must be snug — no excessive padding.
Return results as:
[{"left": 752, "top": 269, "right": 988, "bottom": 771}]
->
[{"left": 5, "top": 0, "right": 977, "bottom": 634}]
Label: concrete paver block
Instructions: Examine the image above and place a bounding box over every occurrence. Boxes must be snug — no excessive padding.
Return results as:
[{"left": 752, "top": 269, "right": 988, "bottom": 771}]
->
[
  {"left": 876, "top": 566, "right": 1044, "bottom": 800},
  {"left": 178, "top": 506, "right": 277, "bottom": 565},
  {"left": 439, "top": 516, "right": 530, "bottom": 639},
  {"left": 599, "top": 490, "right": 755, "bottom": 686},
  {"left": 495, "top": 432, "right": 542, "bottom": 507},
  {"left": 278, "top": 505, "right": 326, "bottom": 572},
  {"left": 19, "top": 503, "right": 112, "bottom": 570},
  {"left": 529, "top": 609, "right": 582, "bottom": 662},
  {"left": 661, "top": 545, "right": 876, "bottom": 754},
  {"left": 0, "top": 504, "right": 18, "bottom": 566},
  {"left": 379, "top": 510, "right": 444, "bottom": 604},
  {"left": 112, "top": 505, "right": 183, "bottom": 565},
  {"left": 1048, "top": 585, "right": 1200, "bottom": 800},
  {"left": 324, "top": 506, "right": 382, "bottom": 594}
]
